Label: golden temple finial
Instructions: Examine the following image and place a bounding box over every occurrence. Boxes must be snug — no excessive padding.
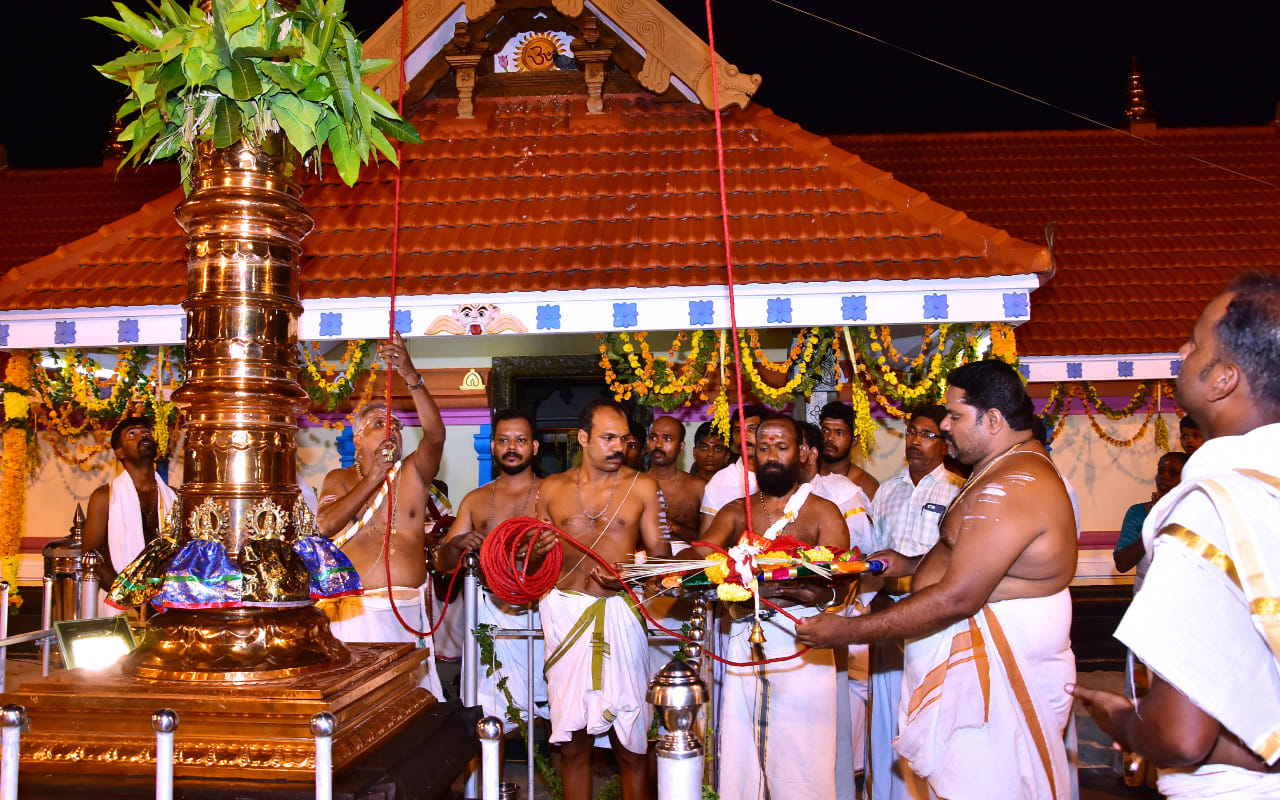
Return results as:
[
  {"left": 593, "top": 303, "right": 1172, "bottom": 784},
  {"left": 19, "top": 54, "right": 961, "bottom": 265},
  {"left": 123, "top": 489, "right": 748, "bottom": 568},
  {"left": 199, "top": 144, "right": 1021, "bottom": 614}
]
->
[{"left": 1126, "top": 56, "right": 1156, "bottom": 130}]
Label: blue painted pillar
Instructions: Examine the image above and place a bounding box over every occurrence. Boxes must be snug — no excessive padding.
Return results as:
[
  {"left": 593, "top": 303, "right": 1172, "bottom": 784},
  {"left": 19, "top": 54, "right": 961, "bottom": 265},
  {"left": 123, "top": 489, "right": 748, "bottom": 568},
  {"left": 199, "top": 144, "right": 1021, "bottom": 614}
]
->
[
  {"left": 474, "top": 424, "right": 492, "bottom": 487},
  {"left": 337, "top": 426, "right": 355, "bottom": 469}
]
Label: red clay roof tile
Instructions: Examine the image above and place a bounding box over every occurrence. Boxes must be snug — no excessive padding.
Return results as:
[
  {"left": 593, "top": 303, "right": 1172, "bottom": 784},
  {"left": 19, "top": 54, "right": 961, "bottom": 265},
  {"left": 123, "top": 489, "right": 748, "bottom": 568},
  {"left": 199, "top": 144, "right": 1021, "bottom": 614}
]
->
[{"left": 2, "top": 96, "right": 1048, "bottom": 314}]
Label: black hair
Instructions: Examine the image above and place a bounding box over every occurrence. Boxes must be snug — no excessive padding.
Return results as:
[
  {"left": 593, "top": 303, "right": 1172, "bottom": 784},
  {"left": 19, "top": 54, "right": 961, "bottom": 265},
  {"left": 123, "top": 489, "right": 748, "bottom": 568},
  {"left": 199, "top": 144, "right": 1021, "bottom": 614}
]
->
[
  {"left": 491, "top": 409, "right": 536, "bottom": 437},
  {"left": 735, "top": 404, "right": 771, "bottom": 428},
  {"left": 908, "top": 404, "right": 947, "bottom": 428},
  {"left": 801, "top": 421, "right": 822, "bottom": 451},
  {"left": 578, "top": 397, "right": 627, "bottom": 435},
  {"left": 946, "top": 360, "right": 1036, "bottom": 431},
  {"left": 819, "top": 400, "right": 855, "bottom": 429},
  {"left": 629, "top": 418, "right": 646, "bottom": 441},
  {"left": 1159, "top": 451, "right": 1190, "bottom": 468},
  {"left": 1215, "top": 271, "right": 1280, "bottom": 415},
  {"left": 693, "top": 420, "right": 717, "bottom": 445},
  {"left": 111, "top": 416, "right": 153, "bottom": 450},
  {"left": 1179, "top": 415, "right": 1201, "bottom": 432}
]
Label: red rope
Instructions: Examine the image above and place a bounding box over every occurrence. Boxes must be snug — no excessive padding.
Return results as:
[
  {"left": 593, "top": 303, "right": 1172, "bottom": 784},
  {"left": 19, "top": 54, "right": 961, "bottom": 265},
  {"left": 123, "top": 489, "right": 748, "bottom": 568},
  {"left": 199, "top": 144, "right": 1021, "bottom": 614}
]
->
[
  {"left": 482, "top": 517, "right": 810, "bottom": 667},
  {"left": 702, "top": 0, "right": 754, "bottom": 533},
  {"left": 381, "top": 0, "right": 427, "bottom": 638}
]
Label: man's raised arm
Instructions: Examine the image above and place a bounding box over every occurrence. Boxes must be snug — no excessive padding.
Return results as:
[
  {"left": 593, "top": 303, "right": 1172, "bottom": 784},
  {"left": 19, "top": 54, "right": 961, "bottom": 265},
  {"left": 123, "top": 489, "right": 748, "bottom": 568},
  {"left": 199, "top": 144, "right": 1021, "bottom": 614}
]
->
[{"left": 379, "top": 332, "right": 445, "bottom": 486}]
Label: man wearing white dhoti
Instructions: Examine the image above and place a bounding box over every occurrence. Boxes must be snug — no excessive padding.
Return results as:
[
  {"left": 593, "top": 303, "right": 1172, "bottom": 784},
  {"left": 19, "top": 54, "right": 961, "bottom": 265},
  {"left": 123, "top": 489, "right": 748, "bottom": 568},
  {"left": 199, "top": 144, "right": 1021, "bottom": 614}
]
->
[
  {"left": 866, "top": 404, "right": 962, "bottom": 800},
  {"left": 438, "top": 409, "right": 549, "bottom": 727},
  {"left": 527, "top": 398, "right": 671, "bottom": 800},
  {"left": 317, "top": 333, "right": 446, "bottom": 697},
  {"left": 694, "top": 415, "right": 852, "bottom": 800},
  {"left": 84, "top": 415, "right": 178, "bottom": 616},
  {"left": 1072, "top": 273, "right": 1280, "bottom": 798},
  {"left": 798, "top": 360, "right": 1079, "bottom": 799}
]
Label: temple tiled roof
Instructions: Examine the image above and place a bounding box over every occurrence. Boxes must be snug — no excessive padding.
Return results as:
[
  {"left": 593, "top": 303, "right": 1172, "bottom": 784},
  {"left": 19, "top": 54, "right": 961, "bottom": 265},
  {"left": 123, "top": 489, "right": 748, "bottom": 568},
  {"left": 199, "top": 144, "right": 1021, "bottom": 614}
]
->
[
  {"left": 834, "top": 125, "right": 1280, "bottom": 358},
  {"left": 0, "top": 95, "right": 1048, "bottom": 316},
  {"left": 0, "top": 162, "right": 179, "bottom": 274}
]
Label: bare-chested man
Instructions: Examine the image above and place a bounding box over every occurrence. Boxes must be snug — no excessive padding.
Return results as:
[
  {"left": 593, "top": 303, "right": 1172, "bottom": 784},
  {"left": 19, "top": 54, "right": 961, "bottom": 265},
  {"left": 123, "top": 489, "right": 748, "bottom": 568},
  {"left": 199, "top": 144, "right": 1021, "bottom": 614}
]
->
[
  {"left": 527, "top": 398, "right": 670, "bottom": 800},
  {"left": 646, "top": 415, "right": 706, "bottom": 551},
  {"left": 798, "top": 360, "right": 1078, "bottom": 798},
  {"left": 436, "top": 409, "right": 548, "bottom": 729},
  {"left": 690, "top": 419, "right": 733, "bottom": 479},
  {"left": 316, "top": 332, "right": 446, "bottom": 694},
  {"left": 83, "top": 415, "right": 178, "bottom": 615},
  {"left": 818, "top": 400, "right": 880, "bottom": 500},
  {"left": 694, "top": 414, "right": 852, "bottom": 800}
]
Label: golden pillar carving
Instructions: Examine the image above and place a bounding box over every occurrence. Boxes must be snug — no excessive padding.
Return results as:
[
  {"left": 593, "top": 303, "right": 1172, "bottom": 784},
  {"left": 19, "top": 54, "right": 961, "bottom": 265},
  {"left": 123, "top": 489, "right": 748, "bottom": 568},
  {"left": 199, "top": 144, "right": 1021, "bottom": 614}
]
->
[{"left": 120, "top": 137, "right": 349, "bottom": 681}]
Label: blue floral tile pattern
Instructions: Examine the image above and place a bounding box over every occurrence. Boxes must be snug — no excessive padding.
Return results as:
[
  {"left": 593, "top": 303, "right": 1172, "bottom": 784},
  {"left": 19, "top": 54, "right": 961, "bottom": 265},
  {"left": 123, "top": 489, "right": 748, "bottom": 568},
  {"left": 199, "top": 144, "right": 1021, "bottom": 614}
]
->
[
  {"left": 923, "top": 294, "right": 949, "bottom": 320},
  {"left": 688, "top": 300, "right": 714, "bottom": 326},
  {"left": 767, "top": 298, "right": 792, "bottom": 324},
  {"left": 537, "top": 304, "right": 561, "bottom": 330},
  {"left": 54, "top": 321, "right": 76, "bottom": 345},
  {"left": 1066, "top": 362, "right": 1083, "bottom": 380},
  {"left": 319, "top": 312, "right": 343, "bottom": 337},
  {"left": 613, "top": 303, "right": 637, "bottom": 329},
  {"left": 1117, "top": 361, "right": 1134, "bottom": 378},
  {"left": 1003, "top": 292, "right": 1029, "bottom": 318},
  {"left": 118, "top": 319, "right": 140, "bottom": 343},
  {"left": 842, "top": 295, "right": 867, "bottom": 321},
  {"left": 394, "top": 309, "right": 413, "bottom": 334}
]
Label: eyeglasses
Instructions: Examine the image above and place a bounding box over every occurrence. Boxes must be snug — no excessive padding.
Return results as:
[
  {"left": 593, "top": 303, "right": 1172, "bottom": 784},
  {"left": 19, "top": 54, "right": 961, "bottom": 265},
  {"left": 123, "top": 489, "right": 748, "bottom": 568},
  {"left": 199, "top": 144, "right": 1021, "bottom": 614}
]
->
[{"left": 904, "top": 428, "right": 942, "bottom": 441}]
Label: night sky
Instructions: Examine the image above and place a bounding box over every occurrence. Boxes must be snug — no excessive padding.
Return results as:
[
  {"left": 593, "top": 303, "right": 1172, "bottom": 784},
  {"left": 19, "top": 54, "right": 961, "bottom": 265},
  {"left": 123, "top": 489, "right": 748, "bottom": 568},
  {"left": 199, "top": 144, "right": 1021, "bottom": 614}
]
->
[{"left": 3, "top": 1, "right": 1277, "bottom": 169}]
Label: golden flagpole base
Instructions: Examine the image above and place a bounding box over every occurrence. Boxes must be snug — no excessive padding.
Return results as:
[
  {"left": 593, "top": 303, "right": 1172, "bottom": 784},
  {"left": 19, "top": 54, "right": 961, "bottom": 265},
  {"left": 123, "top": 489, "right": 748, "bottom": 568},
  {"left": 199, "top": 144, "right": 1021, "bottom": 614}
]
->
[{"left": 3, "top": 643, "right": 431, "bottom": 784}]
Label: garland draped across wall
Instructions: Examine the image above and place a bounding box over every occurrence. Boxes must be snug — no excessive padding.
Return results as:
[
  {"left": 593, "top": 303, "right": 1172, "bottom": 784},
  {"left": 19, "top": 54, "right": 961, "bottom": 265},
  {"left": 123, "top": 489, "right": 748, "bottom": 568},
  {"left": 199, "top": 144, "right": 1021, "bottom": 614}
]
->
[{"left": 1039, "top": 380, "right": 1177, "bottom": 450}]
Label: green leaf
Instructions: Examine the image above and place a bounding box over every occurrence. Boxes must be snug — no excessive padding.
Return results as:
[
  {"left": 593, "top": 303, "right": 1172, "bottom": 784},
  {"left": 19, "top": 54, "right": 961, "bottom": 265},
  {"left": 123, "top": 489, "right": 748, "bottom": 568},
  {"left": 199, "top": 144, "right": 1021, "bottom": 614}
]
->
[
  {"left": 327, "top": 123, "right": 358, "bottom": 186},
  {"left": 372, "top": 114, "right": 422, "bottom": 145},
  {"left": 224, "top": 0, "right": 259, "bottom": 36},
  {"left": 95, "top": 50, "right": 163, "bottom": 77},
  {"left": 216, "top": 59, "right": 263, "bottom": 100},
  {"left": 89, "top": 4, "right": 162, "bottom": 50},
  {"left": 359, "top": 57, "right": 393, "bottom": 76},
  {"left": 300, "top": 73, "right": 332, "bottom": 102},
  {"left": 323, "top": 51, "right": 355, "bottom": 126},
  {"left": 155, "top": 0, "right": 191, "bottom": 28},
  {"left": 360, "top": 83, "right": 401, "bottom": 119},
  {"left": 116, "top": 98, "right": 141, "bottom": 121},
  {"left": 123, "top": 112, "right": 163, "bottom": 164},
  {"left": 233, "top": 45, "right": 302, "bottom": 60},
  {"left": 212, "top": 97, "right": 242, "bottom": 148},
  {"left": 181, "top": 45, "right": 217, "bottom": 86},
  {"left": 257, "top": 60, "right": 306, "bottom": 93},
  {"left": 367, "top": 125, "right": 397, "bottom": 165},
  {"left": 271, "top": 94, "right": 320, "bottom": 155}
]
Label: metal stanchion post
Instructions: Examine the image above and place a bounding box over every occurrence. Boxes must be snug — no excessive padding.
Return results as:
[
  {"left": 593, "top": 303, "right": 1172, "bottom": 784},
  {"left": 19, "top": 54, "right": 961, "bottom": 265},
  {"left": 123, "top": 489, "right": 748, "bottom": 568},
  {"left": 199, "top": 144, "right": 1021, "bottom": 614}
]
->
[
  {"left": 151, "top": 709, "right": 177, "bottom": 800},
  {"left": 648, "top": 651, "right": 708, "bottom": 800},
  {"left": 78, "top": 551, "right": 101, "bottom": 620},
  {"left": 461, "top": 551, "right": 481, "bottom": 800},
  {"left": 311, "top": 712, "right": 336, "bottom": 800},
  {"left": 477, "top": 716, "right": 502, "bottom": 800},
  {"left": 39, "top": 578, "right": 52, "bottom": 677},
  {"left": 0, "top": 582, "right": 9, "bottom": 694},
  {"left": 0, "top": 704, "right": 27, "bottom": 800},
  {"left": 525, "top": 605, "right": 536, "bottom": 797}
]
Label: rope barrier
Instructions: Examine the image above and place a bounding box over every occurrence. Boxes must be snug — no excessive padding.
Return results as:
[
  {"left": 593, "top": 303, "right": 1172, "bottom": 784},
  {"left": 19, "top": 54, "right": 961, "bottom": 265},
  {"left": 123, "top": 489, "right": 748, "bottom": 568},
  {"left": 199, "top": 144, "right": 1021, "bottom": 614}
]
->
[{"left": 480, "top": 517, "right": 811, "bottom": 667}]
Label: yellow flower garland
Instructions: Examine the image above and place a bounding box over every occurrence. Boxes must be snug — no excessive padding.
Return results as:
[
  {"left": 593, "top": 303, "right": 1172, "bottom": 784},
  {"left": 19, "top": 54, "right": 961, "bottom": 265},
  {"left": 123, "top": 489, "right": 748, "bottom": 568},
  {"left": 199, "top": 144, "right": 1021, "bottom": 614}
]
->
[{"left": 1, "top": 353, "right": 35, "bottom": 603}]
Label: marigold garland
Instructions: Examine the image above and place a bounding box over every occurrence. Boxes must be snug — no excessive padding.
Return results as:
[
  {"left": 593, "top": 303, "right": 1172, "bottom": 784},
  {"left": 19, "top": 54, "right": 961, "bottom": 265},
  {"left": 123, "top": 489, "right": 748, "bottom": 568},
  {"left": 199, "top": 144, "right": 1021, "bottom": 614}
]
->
[
  {"left": 1, "top": 353, "right": 35, "bottom": 606},
  {"left": 301, "top": 339, "right": 373, "bottom": 411},
  {"left": 840, "top": 327, "right": 878, "bottom": 457},
  {"left": 735, "top": 328, "right": 832, "bottom": 408},
  {"left": 597, "top": 330, "right": 717, "bottom": 411}
]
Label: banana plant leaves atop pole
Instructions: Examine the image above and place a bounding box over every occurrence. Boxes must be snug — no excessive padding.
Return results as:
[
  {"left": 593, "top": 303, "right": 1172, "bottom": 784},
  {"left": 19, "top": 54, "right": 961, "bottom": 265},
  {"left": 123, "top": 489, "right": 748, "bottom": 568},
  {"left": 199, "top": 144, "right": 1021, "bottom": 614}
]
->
[{"left": 91, "top": 0, "right": 422, "bottom": 189}]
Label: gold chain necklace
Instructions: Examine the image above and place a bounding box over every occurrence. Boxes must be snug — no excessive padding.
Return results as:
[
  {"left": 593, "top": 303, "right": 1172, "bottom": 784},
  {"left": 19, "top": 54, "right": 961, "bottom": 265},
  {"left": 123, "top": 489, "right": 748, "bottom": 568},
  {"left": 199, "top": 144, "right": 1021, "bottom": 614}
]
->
[
  {"left": 490, "top": 475, "right": 538, "bottom": 528},
  {"left": 951, "top": 440, "right": 1030, "bottom": 507},
  {"left": 577, "top": 466, "right": 621, "bottom": 522}
]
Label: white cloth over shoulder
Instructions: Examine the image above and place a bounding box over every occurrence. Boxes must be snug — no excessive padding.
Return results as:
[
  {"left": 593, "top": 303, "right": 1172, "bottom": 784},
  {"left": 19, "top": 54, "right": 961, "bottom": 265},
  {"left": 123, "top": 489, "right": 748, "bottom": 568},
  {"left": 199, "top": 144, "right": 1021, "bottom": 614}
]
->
[
  {"left": 898, "top": 590, "right": 1075, "bottom": 799},
  {"left": 477, "top": 589, "right": 548, "bottom": 733},
  {"left": 107, "top": 470, "right": 177, "bottom": 573},
  {"left": 1118, "top": 422, "right": 1280, "bottom": 787},
  {"left": 321, "top": 583, "right": 444, "bottom": 698},
  {"left": 541, "top": 588, "right": 652, "bottom": 754},
  {"left": 808, "top": 472, "right": 877, "bottom": 553},
  {"left": 719, "top": 605, "right": 841, "bottom": 800},
  {"left": 701, "top": 466, "right": 755, "bottom": 519},
  {"left": 1156, "top": 763, "right": 1280, "bottom": 798}
]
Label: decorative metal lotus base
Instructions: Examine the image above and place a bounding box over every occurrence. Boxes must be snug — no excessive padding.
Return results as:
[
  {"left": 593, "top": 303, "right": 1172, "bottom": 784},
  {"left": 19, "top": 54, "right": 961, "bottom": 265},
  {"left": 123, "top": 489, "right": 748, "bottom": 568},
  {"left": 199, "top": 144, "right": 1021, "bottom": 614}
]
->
[
  {"left": 3, "top": 643, "right": 430, "bottom": 783},
  {"left": 121, "top": 605, "right": 349, "bottom": 682}
]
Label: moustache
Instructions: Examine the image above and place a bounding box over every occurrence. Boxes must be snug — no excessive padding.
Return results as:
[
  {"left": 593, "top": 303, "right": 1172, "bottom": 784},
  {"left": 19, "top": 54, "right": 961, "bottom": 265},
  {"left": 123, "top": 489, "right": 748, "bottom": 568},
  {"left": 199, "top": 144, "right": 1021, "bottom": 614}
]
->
[{"left": 606, "top": 453, "right": 624, "bottom": 461}]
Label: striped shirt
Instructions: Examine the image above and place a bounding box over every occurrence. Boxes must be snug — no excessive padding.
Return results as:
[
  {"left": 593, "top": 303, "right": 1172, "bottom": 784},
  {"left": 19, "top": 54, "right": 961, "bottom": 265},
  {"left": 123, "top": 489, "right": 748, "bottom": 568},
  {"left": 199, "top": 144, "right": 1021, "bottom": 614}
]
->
[{"left": 871, "top": 464, "right": 964, "bottom": 557}]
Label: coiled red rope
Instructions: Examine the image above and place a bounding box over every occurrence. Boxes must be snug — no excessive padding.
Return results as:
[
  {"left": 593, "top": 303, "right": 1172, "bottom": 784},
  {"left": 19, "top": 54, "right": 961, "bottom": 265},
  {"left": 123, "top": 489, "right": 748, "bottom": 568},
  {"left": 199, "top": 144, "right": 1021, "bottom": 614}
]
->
[{"left": 481, "top": 516, "right": 811, "bottom": 667}]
